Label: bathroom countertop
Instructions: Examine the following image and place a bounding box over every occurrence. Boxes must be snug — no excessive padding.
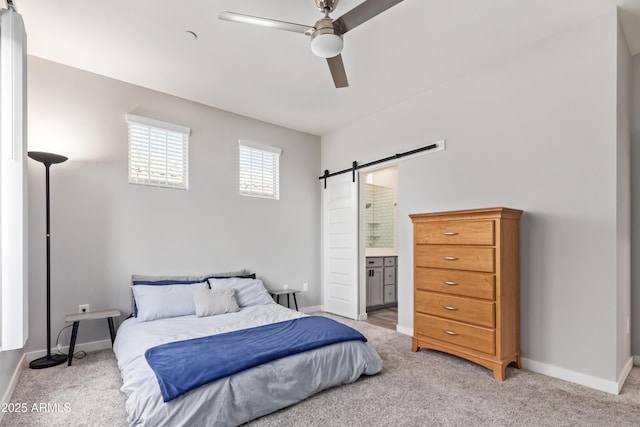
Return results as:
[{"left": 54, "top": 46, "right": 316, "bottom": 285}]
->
[{"left": 365, "top": 252, "right": 398, "bottom": 257}]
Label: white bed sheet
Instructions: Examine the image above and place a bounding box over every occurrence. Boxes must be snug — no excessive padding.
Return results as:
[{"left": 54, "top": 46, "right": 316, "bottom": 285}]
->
[{"left": 113, "top": 302, "right": 383, "bottom": 426}]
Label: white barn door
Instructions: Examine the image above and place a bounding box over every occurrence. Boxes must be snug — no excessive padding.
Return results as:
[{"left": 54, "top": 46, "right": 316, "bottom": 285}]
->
[{"left": 322, "top": 172, "right": 359, "bottom": 319}]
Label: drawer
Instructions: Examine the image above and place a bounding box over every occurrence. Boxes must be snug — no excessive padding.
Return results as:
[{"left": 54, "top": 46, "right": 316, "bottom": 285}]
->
[
  {"left": 415, "top": 246, "right": 494, "bottom": 273},
  {"left": 384, "top": 266, "right": 396, "bottom": 285},
  {"left": 384, "top": 257, "right": 396, "bottom": 267},
  {"left": 415, "top": 220, "right": 494, "bottom": 245},
  {"left": 415, "top": 268, "right": 495, "bottom": 300},
  {"left": 384, "top": 285, "right": 396, "bottom": 303},
  {"left": 415, "top": 313, "right": 495, "bottom": 355},
  {"left": 366, "top": 257, "right": 383, "bottom": 267},
  {"left": 415, "top": 291, "right": 495, "bottom": 328}
]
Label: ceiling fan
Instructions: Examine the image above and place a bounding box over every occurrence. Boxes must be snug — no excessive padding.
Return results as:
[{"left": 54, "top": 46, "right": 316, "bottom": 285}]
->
[{"left": 219, "top": 0, "right": 405, "bottom": 88}]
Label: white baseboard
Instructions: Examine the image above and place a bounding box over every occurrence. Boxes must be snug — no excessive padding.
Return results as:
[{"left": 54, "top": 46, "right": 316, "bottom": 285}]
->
[
  {"left": 617, "top": 356, "right": 634, "bottom": 394},
  {"left": 521, "top": 356, "right": 631, "bottom": 395},
  {"left": 0, "top": 352, "right": 26, "bottom": 425},
  {"left": 25, "top": 339, "right": 113, "bottom": 363},
  {"left": 396, "top": 325, "right": 412, "bottom": 336}
]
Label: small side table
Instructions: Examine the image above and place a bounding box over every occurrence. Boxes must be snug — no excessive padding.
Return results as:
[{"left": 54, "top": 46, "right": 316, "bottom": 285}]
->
[
  {"left": 269, "top": 289, "right": 300, "bottom": 311},
  {"left": 65, "top": 308, "right": 121, "bottom": 366}
]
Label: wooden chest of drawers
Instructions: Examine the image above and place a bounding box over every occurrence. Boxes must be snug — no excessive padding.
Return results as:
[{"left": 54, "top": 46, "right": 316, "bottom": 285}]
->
[{"left": 410, "top": 207, "right": 522, "bottom": 380}]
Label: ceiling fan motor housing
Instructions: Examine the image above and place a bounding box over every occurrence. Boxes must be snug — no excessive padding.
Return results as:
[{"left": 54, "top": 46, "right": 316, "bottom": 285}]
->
[{"left": 315, "top": 0, "right": 339, "bottom": 13}]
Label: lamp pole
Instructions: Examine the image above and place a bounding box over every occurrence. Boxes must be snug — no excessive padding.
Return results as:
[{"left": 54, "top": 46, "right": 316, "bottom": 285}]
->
[{"left": 28, "top": 151, "right": 68, "bottom": 369}]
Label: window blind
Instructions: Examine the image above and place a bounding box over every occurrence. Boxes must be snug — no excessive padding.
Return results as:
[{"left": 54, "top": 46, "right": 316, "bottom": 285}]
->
[
  {"left": 239, "top": 140, "right": 281, "bottom": 200},
  {"left": 126, "top": 114, "right": 190, "bottom": 190}
]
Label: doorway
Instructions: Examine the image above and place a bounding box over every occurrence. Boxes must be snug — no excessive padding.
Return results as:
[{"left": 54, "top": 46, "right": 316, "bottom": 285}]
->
[{"left": 360, "top": 166, "right": 399, "bottom": 329}]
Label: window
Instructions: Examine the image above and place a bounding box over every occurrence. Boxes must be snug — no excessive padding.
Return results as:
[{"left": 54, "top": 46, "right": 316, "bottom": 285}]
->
[
  {"left": 239, "top": 140, "right": 281, "bottom": 199},
  {"left": 126, "top": 114, "right": 190, "bottom": 190}
]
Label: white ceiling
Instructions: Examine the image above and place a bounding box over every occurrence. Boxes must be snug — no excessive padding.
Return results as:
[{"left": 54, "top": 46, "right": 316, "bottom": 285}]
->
[{"left": 16, "top": 0, "right": 640, "bottom": 136}]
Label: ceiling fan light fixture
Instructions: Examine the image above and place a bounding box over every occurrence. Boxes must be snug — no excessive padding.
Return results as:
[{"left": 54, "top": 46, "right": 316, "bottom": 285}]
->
[{"left": 311, "top": 32, "right": 343, "bottom": 58}]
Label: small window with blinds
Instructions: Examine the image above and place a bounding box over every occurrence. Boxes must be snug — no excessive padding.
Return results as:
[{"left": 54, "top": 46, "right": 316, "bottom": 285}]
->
[
  {"left": 126, "top": 114, "right": 190, "bottom": 190},
  {"left": 238, "top": 140, "right": 282, "bottom": 200}
]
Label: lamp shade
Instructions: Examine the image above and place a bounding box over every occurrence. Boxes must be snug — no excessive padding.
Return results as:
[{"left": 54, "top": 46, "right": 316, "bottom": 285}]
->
[
  {"left": 311, "top": 33, "right": 343, "bottom": 58},
  {"left": 28, "top": 151, "right": 68, "bottom": 165}
]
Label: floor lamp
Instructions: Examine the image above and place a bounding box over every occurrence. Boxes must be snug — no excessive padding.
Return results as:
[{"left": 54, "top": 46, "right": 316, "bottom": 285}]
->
[{"left": 28, "top": 151, "right": 68, "bottom": 369}]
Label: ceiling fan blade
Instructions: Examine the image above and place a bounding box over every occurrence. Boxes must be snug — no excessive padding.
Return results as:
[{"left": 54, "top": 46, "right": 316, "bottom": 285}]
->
[
  {"left": 219, "top": 11, "right": 313, "bottom": 35},
  {"left": 327, "top": 55, "right": 348, "bottom": 88},
  {"left": 334, "top": 0, "right": 404, "bottom": 34}
]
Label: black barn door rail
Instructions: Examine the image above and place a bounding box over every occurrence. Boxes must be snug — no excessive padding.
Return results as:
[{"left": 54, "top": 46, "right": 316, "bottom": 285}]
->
[{"left": 318, "top": 143, "right": 438, "bottom": 189}]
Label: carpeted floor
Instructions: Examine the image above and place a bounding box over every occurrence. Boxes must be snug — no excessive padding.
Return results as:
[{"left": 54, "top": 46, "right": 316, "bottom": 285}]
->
[{"left": 3, "top": 314, "right": 640, "bottom": 426}]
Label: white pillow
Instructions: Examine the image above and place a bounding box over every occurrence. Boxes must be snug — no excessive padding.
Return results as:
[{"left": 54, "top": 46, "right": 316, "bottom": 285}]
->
[
  {"left": 193, "top": 288, "right": 240, "bottom": 317},
  {"left": 207, "top": 277, "right": 274, "bottom": 307},
  {"left": 132, "top": 282, "right": 208, "bottom": 321}
]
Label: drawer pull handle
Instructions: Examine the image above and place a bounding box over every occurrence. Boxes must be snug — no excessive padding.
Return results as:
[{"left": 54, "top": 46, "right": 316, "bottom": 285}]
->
[
  {"left": 443, "top": 330, "right": 459, "bottom": 336},
  {"left": 443, "top": 256, "right": 459, "bottom": 261},
  {"left": 443, "top": 281, "right": 459, "bottom": 286},
  {"left": 443, "top": 232, "right": 459, "bottom": 236},
  {"left": 443, "top": 305, "right": 459, "bottom": 311}
]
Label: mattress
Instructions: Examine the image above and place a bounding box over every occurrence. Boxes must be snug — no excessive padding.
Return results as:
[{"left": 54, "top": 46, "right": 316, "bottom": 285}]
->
[{"left": 113, "top": 302, "right": 383, "bottom": 426}]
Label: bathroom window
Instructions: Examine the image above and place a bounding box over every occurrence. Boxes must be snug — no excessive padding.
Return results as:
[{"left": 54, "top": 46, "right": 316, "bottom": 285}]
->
[
  {"left": 126, "top": 114, "right": 190, "bottom": 190},
  {"left": 238, "top": 140, "right": 281, "bottom": 200}
]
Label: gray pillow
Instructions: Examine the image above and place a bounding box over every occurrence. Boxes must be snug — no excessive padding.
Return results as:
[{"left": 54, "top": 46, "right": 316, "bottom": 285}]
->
[
  {"left": 207, "top": 277, "right": 274, "bottom": 307},
  {"left": 193, "top": 288, "right": 240, "bottom": 317}
]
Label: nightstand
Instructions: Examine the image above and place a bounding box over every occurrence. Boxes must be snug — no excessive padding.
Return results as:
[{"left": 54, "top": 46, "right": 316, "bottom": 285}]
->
[
  {"left": 65, "top": 308, "right": 121, "bottom": 366},
  {"left": 269, "top": 289, "right": 300, "bottom": 311}
]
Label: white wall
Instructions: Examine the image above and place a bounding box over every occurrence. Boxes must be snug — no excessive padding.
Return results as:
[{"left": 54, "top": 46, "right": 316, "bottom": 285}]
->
[
  {"left": 0, "top": 348, "right": 22, "bottom": 411},
  {"left": 26, "top": 56, "right": 321, "bottom": 351},
  {"left": 631, "top": 54, "right": 640, "bottom": 358},
  {"left": 615, "top": 16, "right": 632, "bottom": 379},
  {"left": 323, "top": 10, "right": 627, "bottom": 387}
]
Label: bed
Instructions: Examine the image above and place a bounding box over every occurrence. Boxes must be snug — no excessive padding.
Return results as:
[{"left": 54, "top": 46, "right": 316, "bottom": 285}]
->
[{"left": 113, "top": 272, "right": 383, "bottom": 426}]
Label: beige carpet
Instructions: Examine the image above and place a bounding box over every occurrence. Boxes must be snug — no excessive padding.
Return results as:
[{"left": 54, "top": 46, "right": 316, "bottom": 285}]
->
[{"left": 3, "top": 315, "right": 640, "bottom": 426}]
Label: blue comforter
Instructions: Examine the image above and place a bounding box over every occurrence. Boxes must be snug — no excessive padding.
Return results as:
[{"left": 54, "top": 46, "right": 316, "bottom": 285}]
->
[{"left": 144, "top": 316, "right": 367, "bottom": 402}]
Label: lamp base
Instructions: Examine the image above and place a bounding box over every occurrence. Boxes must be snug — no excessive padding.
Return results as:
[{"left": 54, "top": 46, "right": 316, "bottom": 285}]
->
[{"left": 29, "top": 354, "right": 67, "bottom": 369}]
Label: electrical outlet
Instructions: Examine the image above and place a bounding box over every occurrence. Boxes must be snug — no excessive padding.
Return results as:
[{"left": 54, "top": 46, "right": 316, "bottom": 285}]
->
[
  {"left": 303, "top": 282, "right": 308, "bottom": 292},
  {"left": 79, "top": 304, "right": 90, "bottom": 313},
  {"left": 283, "top": 284, "right": 289, "bottom": 290}
]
